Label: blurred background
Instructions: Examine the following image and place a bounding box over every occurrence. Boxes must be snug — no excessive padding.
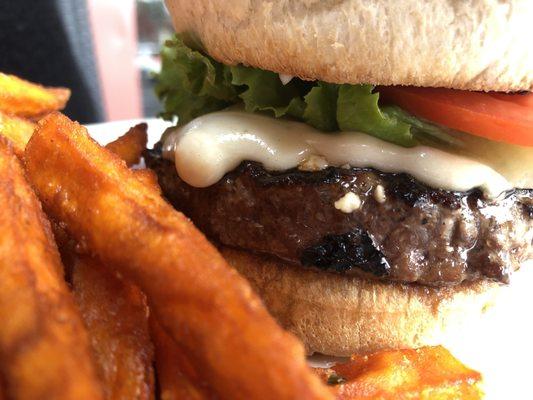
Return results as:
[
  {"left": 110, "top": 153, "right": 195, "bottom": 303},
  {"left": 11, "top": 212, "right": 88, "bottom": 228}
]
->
[{"left": 0, "top": 0, "right": 173, "bottom": 123}]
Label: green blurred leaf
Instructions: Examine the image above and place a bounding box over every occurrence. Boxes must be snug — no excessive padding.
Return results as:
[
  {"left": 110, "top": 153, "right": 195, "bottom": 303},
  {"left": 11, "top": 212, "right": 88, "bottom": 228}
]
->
[{"left": 154, "top": 36, "right": 238, "bottom": 125}]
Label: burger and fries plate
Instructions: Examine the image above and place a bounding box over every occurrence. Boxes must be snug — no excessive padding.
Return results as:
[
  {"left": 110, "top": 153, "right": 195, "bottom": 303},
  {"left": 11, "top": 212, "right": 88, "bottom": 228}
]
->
[{"left": 1, "top": 0, "right": 532, "bottom": 397}]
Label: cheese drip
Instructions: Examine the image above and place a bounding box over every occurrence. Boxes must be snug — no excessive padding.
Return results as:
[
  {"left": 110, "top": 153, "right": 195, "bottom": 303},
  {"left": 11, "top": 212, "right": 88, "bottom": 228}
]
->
[{"left": 162, "top": 110, "right": 530, "bottom": 197}]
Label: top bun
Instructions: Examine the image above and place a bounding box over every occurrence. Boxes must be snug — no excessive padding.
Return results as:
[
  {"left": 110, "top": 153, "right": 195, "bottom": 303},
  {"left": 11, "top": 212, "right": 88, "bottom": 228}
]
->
[{"left": 165, "top": 0, "right": 533, "bottom": 92}]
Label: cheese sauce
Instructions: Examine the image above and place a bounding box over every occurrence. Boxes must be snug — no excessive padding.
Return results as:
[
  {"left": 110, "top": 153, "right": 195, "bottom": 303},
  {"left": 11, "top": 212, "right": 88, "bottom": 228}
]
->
[{"left": 162, "top": 110, "right": 531, "bottom": 197}]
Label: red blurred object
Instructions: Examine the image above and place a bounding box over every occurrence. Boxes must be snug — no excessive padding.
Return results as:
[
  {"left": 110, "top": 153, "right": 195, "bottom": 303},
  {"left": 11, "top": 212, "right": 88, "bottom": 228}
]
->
[{"left": 87, "top": 0, "right": 142, "bottom": 121}]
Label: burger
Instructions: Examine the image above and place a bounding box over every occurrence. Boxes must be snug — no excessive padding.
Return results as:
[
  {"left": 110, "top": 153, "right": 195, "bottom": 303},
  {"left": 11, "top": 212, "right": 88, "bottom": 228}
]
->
[{"left": 145, "top": 0, "right": 532, "bottom": 396}]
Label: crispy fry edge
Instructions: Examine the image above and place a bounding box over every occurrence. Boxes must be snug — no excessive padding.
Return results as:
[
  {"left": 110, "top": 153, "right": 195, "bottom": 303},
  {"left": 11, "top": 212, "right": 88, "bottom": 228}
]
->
[{"left": 105, "top": 123, "right": 148, "bottom": 167}]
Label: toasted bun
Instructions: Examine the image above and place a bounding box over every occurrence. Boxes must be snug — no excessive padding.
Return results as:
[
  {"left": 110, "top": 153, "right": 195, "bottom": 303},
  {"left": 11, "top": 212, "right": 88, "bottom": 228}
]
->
[
  {"left": 165, "top": 0, "right": 533, "bottom": 92},
  {"left": 221, "top": 246, "right": 533, "bottom": 399},
  {"left": 220, "top": 246, "right": 506, "bottom": 356}
]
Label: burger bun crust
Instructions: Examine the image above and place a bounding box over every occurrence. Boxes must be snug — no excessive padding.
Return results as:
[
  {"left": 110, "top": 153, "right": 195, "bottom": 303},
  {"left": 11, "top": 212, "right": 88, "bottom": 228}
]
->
[
  {"left": 221, "top": 246, "right": 533, "bottom": 399},
  {"left": 165, "top": 0, "right": 533, "bottom": 92},
  {"left": 220, "top": 246, "right": 508, "bottom": 356}
]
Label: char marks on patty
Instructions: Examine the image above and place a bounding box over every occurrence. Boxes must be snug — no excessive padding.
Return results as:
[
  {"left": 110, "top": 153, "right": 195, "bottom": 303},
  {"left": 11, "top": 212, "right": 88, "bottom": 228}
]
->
[{"left": 145, "top": 148, "right": 532, "bottom": 286}]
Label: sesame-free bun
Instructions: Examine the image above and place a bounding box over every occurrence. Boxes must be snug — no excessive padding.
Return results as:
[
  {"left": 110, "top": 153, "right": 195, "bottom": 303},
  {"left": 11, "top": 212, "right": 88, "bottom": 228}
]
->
[
  {"left": 221, "top": 246, "right": 533, "bottom": 398},
  {"left": 165, "top": 0, "right": 533, "bottom": 92},
  {"left": 220, "top": 246, "right": 503, "bottom": 356}
]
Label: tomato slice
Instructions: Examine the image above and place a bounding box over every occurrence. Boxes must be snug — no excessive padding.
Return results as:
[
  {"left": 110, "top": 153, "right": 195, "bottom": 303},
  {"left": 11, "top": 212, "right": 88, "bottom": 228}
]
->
[
  {"left": 379, "top": 87, "right": 533, "bottom": 146},
  {"left": 489, "top": 92, "right": 533, "bottom": 108}
]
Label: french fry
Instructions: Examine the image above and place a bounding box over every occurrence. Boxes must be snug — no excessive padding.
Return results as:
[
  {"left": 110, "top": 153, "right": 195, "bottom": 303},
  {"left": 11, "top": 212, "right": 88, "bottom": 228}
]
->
[
  {"left": 317, "top": 346, "right": 483, "bottom": 400},
  {"left": 104, "top": 122, "right": 160, "bottom": 192},
  {"left": 103, "top": 123, "right": 160, "bottom": 193},
  {"left": 0, "top": 73, "right": 70, "bottom": 118},
  {"left": 151, "top": 318, "right": 210, "bottom": 400},
  {"left": 133, "top": 168, "right": 161, "bottom": 194},
  {"left": 0, "top": 112, "right": 35, "bottom": 157},
  {"left": 0, "top": 137, "right": 103, "bottom": 400},
  {"left": 24, "top": 113, "right": 333, "bottom": 400},
  {"left": 0, "top": 100, "right": 150, "bottom": 167},
  {"left": 105, "top": 123, "right": 148, "bottom": 167},
  {"left": 72, "top": 256, "right": 155, "bottom": 400}
]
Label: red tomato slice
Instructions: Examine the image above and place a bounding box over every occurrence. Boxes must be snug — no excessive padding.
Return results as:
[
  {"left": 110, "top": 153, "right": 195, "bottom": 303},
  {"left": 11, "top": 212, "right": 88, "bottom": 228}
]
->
[
  {"left": 489, "top": 92, "right": 533, "bottom": 108},
  {"left": 378, "top": 87, "right": 533, "bottom": 146}
]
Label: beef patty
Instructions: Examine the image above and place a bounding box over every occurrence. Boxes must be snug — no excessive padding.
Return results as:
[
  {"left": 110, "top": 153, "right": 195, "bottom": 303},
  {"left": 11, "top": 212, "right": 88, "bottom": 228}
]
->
[{"left": 145, "top": 149, "right": 532, "bottom": 286}]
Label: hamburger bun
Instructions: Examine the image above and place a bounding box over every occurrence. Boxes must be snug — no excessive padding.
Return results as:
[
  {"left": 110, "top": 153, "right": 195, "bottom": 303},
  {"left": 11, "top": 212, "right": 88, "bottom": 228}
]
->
[
  {"left": 220, "top": 246, "right": 532, "bottom": 356},
  {"left": 221, "top": 246, "right": 533, "bottom": 398},
  {"left": 165, "top": 0, "right": 533, "bottom": 91}
]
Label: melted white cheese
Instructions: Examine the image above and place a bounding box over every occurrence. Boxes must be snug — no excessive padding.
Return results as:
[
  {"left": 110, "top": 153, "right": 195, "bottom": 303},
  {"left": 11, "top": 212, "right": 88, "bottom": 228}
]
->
[{"left": 162, "top": 110, "right": 524, "bottom": 197}]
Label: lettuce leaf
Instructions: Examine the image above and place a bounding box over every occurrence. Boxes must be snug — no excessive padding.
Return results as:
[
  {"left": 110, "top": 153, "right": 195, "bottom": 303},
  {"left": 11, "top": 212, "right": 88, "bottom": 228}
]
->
[
  {"left": 337, "top": 85, "right": 414, "bottom": 146},
  {"left": 303, "top": 82, "right": 339, "bottom": 131},
  {"left": 155, "top": 36, "right": 452, "bottom": 147},
  {"left": 155, "top": 37, "right": 238, "bottom": 124},
  {"left": 230, "top": 65, "right": 307, "bottom": 118}
]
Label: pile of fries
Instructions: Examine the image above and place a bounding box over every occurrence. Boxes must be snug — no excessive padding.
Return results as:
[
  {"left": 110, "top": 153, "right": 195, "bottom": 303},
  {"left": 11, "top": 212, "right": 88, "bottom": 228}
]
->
[{"left": 0, "top": 73, "right": 484, "bottom": 399}]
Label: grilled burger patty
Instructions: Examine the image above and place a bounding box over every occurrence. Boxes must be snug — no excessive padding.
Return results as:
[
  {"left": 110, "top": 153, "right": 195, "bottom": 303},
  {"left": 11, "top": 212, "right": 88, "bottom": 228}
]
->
[{"left": 145, "top": 148, "right": 532, "bottom": 286}]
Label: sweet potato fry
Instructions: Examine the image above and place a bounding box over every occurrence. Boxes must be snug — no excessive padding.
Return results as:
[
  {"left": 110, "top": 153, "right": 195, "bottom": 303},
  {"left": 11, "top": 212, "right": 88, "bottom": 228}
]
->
[
  {"left": 151, "top": 318, "right": 210, "bottom": 400},
  {"left": 72, "top": 256, "right": 155, "bottom": 400},
  {"left": 318, "top": 346, "right": 483, "bottom": 400},
  {"left": 0, "top": 137, "right": 103, "bottom": 400},
  {"left": 0, "top": 112, "right": 35, "bottom": 157},
  {"left": 24, "top": 113, "right": 332, "bottom": 400},
  {"left": 103, "top": 123, "right": 159, "bottom": 191},
  {"left": 0, "top": 73, "right": 70, "bottom": 118},
  {"left": 105, "top": 123, "right": 148, "bottom": 167},
  {"left": 133, "top": 168, "right": 161, "bottom": 194}
]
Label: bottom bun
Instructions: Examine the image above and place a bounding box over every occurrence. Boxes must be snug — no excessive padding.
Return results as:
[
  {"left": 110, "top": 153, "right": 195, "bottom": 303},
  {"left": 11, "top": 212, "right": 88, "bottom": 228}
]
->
[{"left": 220, "top": 246, "right": 533, "bottom": 399}]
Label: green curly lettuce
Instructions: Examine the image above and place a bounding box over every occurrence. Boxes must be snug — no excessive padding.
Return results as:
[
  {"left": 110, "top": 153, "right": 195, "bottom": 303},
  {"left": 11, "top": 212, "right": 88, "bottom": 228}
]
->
[
  {"left": 155, "top": 35, "right": 455, "bottom": 147},
  {"left": 155, "top": 37, "right": 238, "bottom": 123},
  {"left": 229, "top": 65, "right": 308, "bottom": 119}
]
